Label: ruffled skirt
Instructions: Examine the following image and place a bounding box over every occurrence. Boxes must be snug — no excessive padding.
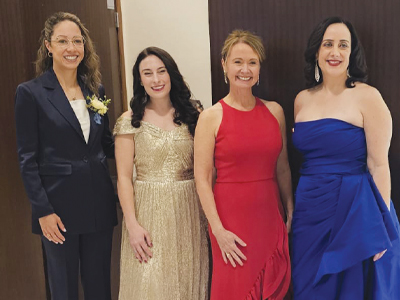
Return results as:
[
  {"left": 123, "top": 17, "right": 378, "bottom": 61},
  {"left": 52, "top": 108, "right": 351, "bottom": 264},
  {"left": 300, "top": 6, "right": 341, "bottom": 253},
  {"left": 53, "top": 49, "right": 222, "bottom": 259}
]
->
[
  {"left": 292, "top": 172, "right": 400, "bottom": 299},
  {"left": 210, "top": 180, "right": 291, "bottom": 300}
]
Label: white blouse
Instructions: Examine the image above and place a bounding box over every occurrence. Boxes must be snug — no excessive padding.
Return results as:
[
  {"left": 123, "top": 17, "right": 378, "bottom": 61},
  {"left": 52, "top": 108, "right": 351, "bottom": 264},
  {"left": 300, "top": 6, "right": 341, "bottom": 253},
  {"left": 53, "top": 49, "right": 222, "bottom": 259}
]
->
[{"left": 69, "top": 99, "right": 90, "bottom": 143}]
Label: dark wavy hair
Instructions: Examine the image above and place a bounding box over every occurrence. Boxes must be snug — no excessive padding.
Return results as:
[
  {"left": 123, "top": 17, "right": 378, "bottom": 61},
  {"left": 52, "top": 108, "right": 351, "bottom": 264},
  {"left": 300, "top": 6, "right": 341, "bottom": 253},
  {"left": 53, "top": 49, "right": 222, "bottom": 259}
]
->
[
  {"left": 304, "top": 16, "right": 367, "bottom": 89},
  {"left": 130, "top": 47, "right": 199, "bottom": 136},
  {"left": 35, "top": 12, "right": 101, "bottom": 95}
]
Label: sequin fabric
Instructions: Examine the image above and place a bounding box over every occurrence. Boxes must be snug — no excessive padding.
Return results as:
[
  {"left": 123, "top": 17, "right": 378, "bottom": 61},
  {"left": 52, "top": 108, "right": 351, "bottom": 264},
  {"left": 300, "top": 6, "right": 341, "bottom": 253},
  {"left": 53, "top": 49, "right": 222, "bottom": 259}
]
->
[{"left": 113, "top": 116, "right": 209, "bottom": 300}]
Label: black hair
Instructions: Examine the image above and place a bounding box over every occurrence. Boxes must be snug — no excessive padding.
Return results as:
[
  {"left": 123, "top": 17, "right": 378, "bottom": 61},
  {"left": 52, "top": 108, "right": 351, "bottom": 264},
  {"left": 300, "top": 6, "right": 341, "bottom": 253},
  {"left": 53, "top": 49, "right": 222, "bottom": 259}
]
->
[
  {"left": 304, "top": 16, "right": 367, "bottom": 89},
  {"left": 130, "top": 47, "right": 199, "bottom": 136}
]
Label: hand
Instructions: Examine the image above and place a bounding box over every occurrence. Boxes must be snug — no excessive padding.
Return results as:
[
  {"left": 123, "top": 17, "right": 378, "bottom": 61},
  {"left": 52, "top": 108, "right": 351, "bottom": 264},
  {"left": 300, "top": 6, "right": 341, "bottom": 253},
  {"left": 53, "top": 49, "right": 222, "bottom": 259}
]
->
[
  {"left": 213, "top": 227, "right": 247, "bottom": 267},
  {"left": 373, "top": 249, "right": 387, "bottom": 261},
  {"left": 39, "top": 213, "right": 66, "bottom": 244},
  {"left": 127, "top": 223, "right": 153, "bottom": 263}
]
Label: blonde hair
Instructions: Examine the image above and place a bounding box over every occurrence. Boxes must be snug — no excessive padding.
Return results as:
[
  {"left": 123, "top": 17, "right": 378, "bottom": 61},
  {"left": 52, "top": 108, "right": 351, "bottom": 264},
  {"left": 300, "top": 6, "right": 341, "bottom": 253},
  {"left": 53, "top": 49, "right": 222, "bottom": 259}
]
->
[
  {"left": 35, "top": 12, "right": 101, "bottom": 95},
  {"left": 221, "top": 29, "right": 266, "bottom": 62}
]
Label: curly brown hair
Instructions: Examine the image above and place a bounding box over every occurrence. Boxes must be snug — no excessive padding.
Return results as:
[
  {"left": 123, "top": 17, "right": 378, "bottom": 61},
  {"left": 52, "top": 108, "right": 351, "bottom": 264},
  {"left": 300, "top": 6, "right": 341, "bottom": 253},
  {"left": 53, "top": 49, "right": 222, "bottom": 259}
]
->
[{"left": 35, "top": 12, "right": 101, "bottom": 95}]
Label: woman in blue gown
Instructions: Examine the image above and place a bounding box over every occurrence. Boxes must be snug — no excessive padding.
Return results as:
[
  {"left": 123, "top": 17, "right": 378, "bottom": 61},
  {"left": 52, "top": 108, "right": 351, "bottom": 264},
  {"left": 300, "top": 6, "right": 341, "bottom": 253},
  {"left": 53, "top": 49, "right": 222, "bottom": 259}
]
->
[{"left": 292, "top": 16, "right": 400, "bottom": 299}]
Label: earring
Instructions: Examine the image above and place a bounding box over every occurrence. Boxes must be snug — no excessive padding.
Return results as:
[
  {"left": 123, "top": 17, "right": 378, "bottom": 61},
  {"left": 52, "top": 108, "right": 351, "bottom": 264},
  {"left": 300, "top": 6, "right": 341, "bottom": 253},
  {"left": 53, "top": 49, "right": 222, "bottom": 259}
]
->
[
  {"left": 48, "top": 52, "right": 53, "bottom": 58},
  {"left": 224, "top": 71, "right": 228, "bottom": 84},
  {"left": 140, "top": 82, "right": 143, "bottom": 86},
  {"left": 315, "top": 62, "right": 320, "bottom": 82},
  {"left": 257, "top": 76, "right": 260, "bottom": 86},
  {"left": 347, "top": 68, "right": 350, "bottom": 78}
]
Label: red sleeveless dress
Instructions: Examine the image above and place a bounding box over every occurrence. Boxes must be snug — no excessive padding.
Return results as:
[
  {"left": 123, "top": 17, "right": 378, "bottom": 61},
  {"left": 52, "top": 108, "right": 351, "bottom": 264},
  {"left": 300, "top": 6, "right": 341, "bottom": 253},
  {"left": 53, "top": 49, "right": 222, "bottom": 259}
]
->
[{"left": 210, "top": 98, "right": 291, "bottom": 300}]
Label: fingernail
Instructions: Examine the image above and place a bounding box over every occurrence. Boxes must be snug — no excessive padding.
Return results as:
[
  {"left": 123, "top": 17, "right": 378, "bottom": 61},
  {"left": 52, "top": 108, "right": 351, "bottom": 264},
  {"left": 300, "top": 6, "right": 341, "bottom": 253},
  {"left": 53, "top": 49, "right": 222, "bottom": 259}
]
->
[{"left": 63, "top": 229, "right": 67, "bottom": 232}]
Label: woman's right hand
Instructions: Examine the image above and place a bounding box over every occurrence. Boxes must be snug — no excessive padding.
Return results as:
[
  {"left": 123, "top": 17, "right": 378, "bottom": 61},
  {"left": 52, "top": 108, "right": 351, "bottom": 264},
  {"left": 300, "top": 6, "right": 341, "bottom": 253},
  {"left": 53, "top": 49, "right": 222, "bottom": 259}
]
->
[
  {"left": 213, "top": 227, "right": 247, "bottom": 267},
  {"left": 127, "top": 223, "right": 153, "bottom": 263},
  {"left": 39, "top": 213, "right": 66, "bottom": 244}
]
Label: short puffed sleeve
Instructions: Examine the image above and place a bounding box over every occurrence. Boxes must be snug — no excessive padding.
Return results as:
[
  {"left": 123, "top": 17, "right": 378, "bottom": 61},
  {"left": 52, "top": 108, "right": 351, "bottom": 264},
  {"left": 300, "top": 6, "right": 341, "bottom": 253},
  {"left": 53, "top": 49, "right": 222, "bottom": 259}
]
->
[{"left": 113, "top": 116, "right": 140, "bottom": 136}]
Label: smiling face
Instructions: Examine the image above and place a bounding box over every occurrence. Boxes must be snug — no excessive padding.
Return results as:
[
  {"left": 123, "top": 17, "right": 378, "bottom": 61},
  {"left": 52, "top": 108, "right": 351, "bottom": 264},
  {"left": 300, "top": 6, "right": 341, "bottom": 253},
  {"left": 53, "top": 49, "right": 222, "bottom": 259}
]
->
[
  {"left": 139, "top": 55, "right": 171, "bottom": 101},
  {"left": 222, "top": 42, "right": 260, "bottom": 89},
  {"left": 45, "top": 20, "right": 84, "bottom": 73},
  {"left": 317, "top": 23, "right": 351, "bottom": 79}
]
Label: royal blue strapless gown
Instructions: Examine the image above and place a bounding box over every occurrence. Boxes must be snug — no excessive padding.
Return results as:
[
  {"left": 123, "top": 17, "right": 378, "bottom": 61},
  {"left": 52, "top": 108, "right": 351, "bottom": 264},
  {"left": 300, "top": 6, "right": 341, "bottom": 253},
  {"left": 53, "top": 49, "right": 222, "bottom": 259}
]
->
[{"left": 292, "top": 118, "right": 400, "bottom": 300}]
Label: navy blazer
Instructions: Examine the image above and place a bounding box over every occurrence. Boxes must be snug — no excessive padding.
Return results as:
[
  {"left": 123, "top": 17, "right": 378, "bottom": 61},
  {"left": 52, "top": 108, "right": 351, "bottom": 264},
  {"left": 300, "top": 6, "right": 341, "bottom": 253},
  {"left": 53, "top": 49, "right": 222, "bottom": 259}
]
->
[{"left": 15, "top": 69, "right": 117, "bottom": 234}]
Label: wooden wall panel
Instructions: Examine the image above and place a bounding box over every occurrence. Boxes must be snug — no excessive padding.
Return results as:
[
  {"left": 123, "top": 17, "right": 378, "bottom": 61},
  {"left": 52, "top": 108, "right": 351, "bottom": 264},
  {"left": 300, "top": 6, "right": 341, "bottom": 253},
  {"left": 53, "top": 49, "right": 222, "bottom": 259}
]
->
[
  {"left": 0, "top": 0, "right": 47, "bottom": 298},
  {"left": 208, "top": 0, "right": 400, "bottom": 213}
]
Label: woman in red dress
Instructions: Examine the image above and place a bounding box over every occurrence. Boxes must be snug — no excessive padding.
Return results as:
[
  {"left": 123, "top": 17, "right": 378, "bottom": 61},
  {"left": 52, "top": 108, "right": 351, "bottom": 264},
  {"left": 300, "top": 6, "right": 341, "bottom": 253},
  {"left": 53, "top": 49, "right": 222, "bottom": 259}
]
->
[{"left": 194, "top": 30, "right": 292, "bottom": 299}]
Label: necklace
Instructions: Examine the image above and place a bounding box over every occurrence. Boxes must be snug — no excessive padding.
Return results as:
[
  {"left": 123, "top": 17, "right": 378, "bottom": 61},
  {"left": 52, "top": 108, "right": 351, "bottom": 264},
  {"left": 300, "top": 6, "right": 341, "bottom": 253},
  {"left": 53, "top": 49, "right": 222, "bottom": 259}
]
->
[
  {"left": 63, "top": 85, "right": 79, "bottom": 101},
  {"left": 72, "top": 87, "right": 79, "bottom": 101},
  {"left": 71, "top": 86, "right": 79, "bottom": 101}
]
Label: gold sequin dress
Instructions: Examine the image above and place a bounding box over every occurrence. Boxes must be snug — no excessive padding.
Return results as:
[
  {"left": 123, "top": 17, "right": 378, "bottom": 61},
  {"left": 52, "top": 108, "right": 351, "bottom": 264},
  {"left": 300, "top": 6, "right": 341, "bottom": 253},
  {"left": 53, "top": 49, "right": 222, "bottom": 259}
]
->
[{"left": 113, "top": 116, "right": 209, "bottom": 300}]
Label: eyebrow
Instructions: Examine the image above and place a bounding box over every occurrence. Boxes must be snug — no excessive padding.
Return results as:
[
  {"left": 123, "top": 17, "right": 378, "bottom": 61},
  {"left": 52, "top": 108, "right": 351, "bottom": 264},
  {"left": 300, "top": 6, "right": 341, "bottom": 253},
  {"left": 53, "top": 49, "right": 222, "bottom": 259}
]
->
[
  {"left": 141, "top": 66, "right": 166, "bottom": 72},
  {"left": 323, "top": 39, "right": 350, "bottom": 43},
  {"left": 55, "top": 35, "right": 82, "bottom": 38},
  {"left": 232, "top": 57, "right": 258, "bottom": 60}
]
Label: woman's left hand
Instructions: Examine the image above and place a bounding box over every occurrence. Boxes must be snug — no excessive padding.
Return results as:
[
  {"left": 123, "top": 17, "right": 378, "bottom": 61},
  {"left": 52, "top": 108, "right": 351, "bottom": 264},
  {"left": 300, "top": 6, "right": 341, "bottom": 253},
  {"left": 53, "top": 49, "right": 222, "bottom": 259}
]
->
[
  {"left": 213, "top": 227, "right": 247, "bottom": 267},
  {"left": 373, "top": 249, "right": 387, "bottom": 261}
]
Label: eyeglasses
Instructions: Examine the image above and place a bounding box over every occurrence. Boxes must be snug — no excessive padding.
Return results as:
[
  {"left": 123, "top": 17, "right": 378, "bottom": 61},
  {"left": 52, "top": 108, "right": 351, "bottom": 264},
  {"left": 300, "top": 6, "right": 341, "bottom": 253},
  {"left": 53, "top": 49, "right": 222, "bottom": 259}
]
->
[{"left": 50, "top": 35, "right": 85, "bottom": 48}]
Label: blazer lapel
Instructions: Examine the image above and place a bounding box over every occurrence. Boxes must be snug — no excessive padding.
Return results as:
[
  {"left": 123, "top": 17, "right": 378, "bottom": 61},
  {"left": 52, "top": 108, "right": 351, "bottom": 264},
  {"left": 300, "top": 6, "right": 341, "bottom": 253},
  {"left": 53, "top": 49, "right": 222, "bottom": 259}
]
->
[
  {"left": 43, "top": 69, "right": 85, "bottom": 142},
  {"left": 79, "top": 79, "right": 100, "bottom": 146},
  {"left": 87, "top": 108, "right": 101, "bottom": 146}
]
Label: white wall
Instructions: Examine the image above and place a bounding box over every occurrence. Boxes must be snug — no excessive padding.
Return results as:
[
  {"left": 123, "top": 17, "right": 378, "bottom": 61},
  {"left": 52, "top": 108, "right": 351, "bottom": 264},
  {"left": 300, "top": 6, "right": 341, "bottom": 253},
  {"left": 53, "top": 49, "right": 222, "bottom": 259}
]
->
[{"left": 120, "top": 0, "right": 212, "bottom": 109}]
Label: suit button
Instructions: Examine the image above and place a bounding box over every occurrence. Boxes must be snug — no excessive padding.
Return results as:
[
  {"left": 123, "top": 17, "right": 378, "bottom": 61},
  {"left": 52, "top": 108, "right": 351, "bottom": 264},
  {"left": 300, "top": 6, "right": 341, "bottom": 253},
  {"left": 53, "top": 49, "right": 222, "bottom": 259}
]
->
[{"left": 83, "top": 156, "right": 88, "bottom": 163}]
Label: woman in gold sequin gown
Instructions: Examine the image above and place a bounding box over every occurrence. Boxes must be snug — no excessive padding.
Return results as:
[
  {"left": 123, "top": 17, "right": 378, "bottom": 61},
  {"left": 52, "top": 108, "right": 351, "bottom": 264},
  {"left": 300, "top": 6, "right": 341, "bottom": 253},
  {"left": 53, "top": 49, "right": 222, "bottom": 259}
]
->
[{"left": 113, "top": 47, "right": 209, "bottom": 300}]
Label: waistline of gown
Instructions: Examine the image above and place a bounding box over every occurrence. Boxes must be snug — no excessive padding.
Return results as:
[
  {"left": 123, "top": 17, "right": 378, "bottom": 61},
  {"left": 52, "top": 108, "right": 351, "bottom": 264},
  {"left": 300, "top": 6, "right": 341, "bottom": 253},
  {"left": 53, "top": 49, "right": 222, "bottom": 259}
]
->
[
  {"left": 215, "top": 176, "right": 275, "bottom": 184},
  {"left": 300, "top": 161, "right": 367, "bottom": 176},
  {"left": 135, "top": 174, "right": 194, "bottom": 182}
]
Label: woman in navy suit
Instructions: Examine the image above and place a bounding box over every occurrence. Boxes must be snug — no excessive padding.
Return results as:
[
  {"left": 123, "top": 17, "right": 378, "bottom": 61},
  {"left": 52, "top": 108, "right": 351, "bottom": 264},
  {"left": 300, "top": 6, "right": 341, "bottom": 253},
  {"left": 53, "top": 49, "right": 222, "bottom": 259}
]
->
[{"left": 15, "top": 12, "right": 117, "bottom": 300}]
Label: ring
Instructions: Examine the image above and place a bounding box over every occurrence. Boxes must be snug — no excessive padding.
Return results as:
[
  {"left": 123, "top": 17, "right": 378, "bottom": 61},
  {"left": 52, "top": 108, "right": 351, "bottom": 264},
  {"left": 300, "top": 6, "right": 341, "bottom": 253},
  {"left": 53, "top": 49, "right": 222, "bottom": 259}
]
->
[{"left": 226, "top": 253, "right": 231, "bottom": 257}]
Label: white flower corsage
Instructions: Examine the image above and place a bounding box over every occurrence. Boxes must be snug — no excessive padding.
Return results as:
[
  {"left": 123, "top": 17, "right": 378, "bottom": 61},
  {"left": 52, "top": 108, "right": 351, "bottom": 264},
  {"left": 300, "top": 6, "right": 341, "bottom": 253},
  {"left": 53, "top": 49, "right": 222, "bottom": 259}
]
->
[{"left": 86, "top": 95, "right": 111, "bottom": 124}]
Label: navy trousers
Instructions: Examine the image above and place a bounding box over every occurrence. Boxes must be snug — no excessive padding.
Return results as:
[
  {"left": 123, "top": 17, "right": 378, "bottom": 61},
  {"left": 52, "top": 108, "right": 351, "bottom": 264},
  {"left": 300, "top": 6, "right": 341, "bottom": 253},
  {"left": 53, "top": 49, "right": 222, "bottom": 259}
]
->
[{"left": 41, "top": 229, "right": 113, "bottom": 300}]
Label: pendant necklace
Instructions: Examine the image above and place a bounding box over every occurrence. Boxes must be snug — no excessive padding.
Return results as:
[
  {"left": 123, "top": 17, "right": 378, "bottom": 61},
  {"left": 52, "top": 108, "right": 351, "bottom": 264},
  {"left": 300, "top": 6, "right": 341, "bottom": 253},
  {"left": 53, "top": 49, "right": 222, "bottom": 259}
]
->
[
  {"left": 71, "top": 86, "right": 78, "bottom": 101},
  {"left": 66, "top": 85, "right": 79, "bottom": 101}
]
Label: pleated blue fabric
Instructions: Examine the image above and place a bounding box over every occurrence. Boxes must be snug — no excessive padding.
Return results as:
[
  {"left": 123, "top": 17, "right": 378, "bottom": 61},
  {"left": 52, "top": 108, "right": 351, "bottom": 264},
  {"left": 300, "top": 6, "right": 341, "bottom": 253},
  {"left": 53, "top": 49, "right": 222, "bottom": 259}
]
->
[{"left": 292, "top": 118, "right": 400, "bottom": 300}]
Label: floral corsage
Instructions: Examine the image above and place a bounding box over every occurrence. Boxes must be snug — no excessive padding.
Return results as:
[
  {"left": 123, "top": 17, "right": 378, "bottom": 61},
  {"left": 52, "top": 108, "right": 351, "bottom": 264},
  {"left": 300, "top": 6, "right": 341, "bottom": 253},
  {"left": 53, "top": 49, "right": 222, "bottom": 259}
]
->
[{"left": 86, "top": 94, "right": 111, "bottom": 124}]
